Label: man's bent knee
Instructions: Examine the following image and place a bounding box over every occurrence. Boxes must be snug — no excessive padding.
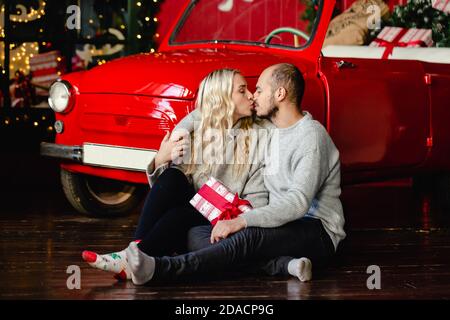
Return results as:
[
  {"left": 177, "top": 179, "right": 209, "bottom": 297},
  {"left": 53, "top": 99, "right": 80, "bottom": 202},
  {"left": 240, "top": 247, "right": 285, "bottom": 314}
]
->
[{"left": 187, "top": 225, "right": 213, "bottom": 251}]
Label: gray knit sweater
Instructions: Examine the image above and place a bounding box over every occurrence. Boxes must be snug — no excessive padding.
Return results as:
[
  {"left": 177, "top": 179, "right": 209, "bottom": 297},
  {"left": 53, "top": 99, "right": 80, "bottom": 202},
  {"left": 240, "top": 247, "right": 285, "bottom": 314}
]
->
[
  {"left": 146, "top": 109, "right": 271, "bottom": 209},
  {"left": 240, "top": 112, "right": 346, "bottom": 250}
]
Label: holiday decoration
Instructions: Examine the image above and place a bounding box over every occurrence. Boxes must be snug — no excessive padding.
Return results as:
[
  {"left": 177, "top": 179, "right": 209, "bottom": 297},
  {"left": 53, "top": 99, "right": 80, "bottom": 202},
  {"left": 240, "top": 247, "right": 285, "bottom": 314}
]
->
[
  {"left": 375, "top": 0, "right": 450, "bottom": 47},
  {"left": 10, "top": 70, "right": 36, "bottom": 108},
  {"left": 0, "top": 1, "right": 46, "bottom": 79},
  {"left": 76, "top": 28, "right": 125, "bottom": 67},
  {"left": 370, "top": 26, "right": 433, "bottom": 58},
  {"left": 432, "top": 0, "right": 450, "bottom": 13},
  {"left": 301, "top": 0, "right": 340, "bottom": 33},
  {"left": 323, "top": 0, "right": 390, "bottom": 47},
  {"left": 190, "top": 177, "right": 252, "bottom": 226},
  {"left": 29, "top": 51, "right": 66, "bottom": 96},
  {"left": 133, "top": 0, "right": 161, "bottom": 54}
]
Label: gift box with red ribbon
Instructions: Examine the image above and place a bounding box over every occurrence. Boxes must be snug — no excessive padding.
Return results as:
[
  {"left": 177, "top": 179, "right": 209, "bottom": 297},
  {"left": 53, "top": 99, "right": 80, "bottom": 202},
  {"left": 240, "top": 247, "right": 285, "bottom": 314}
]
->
[
  {"left": 432, "top": 0, "right": 450, "bottom": 14},
  {"left": 29, "top": 50, "right": 66, "bottom": 96},
  {"left": 369, "top": 26, "right": 434, "bottom": 59},
  {"left": 190, "top": 177, "right": 252, "bottom": 226}
]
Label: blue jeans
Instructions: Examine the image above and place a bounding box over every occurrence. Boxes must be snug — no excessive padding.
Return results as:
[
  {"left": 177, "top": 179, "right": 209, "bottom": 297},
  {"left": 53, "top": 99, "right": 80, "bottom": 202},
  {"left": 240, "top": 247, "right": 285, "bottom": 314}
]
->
[{"left": 152, "top": 216, "right": 335, "bottom": 280}]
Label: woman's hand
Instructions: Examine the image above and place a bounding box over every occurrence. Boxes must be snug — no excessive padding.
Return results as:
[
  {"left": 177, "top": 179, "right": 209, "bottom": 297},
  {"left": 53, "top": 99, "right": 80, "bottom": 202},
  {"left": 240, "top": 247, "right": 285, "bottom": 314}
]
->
[{"left": 154, "top": 131, "right": 189, "bottom": 168}]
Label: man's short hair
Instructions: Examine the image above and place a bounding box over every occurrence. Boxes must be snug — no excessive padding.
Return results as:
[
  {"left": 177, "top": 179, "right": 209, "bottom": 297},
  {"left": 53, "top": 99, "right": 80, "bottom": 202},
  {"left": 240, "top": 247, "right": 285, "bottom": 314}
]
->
[{"left": 270, "top": 63, "right": 305, "bottom": 109}]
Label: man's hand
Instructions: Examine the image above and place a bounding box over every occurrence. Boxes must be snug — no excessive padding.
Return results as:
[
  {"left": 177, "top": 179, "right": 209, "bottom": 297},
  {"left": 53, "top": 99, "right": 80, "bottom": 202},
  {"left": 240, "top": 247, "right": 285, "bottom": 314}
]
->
[{"left": 210, "top": 216, "right": 247, "bottom": 244}]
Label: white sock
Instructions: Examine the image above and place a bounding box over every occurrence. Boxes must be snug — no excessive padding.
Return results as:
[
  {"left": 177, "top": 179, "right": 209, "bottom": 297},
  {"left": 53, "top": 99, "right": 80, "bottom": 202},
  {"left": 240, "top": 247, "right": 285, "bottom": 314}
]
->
[
  {"left": 82, "top": 249, "right": 131, "bottom": 280},
  {"left": 126, "top": 241, "right": 155, "bottom": 285},
  {"left": 287, "top": 257, "right": 312, "bottom": 282}
]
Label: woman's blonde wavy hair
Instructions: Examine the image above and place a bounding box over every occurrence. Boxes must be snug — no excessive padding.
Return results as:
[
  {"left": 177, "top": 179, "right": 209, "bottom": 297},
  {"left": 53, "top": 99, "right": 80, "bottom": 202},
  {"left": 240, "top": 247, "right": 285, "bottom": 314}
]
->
[{"left": 184, "top": 68, "right": 253, "bottom": 178}]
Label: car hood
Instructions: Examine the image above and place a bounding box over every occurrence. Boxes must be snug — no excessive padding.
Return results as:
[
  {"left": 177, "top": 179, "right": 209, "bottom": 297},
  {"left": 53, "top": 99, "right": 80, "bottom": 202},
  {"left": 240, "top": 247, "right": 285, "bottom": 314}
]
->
[{"left": 64, "top": 49, "right": 307, "bottom": 100}]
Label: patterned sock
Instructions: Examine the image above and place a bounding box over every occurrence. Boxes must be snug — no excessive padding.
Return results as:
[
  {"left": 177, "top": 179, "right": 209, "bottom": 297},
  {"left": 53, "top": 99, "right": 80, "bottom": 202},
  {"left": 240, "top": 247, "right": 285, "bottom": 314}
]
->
[
  {"left": 287, "top": 257, "right": 312, "bottom": 282},
  {"left": 82, "top": 240, "right": 140, "bottom": 281},
  {"left": 126, "top": 241, "right": 155, "bottom": 285}
]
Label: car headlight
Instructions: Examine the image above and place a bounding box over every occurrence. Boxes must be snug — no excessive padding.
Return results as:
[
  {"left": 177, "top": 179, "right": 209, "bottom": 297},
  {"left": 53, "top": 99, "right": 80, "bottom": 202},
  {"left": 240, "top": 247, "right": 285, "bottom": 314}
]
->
[{"left": 48, "top": 80, "right": 75, "bottom": 113}]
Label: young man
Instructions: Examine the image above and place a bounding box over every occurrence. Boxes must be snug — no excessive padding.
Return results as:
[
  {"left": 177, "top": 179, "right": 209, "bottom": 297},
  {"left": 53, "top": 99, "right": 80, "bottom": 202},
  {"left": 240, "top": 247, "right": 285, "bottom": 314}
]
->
[{"left": 126, "top": 63, "right": 346, "bottom": 285}]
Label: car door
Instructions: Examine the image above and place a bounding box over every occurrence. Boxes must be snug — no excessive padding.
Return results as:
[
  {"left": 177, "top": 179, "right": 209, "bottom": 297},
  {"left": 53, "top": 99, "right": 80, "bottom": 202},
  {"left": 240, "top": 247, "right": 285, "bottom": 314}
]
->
[{"left": 321, "top": 57, "right": 430, "bottom": 171}]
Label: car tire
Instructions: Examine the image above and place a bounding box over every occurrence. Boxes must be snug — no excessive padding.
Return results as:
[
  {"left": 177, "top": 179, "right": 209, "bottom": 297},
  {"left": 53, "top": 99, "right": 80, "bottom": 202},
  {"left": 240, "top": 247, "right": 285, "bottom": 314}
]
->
[{"left": 60, "top": 168, "right": 147, "bottom": 217}]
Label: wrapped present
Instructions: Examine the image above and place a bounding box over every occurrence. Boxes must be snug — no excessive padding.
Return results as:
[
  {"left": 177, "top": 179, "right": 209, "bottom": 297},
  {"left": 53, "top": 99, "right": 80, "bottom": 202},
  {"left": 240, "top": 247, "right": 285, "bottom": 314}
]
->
[
  {"left": 30, "top": 50, "right": 66, "bottom": 96},
  {"left": 432, "top": 0, "right": 450, "bottom": 14},
  {"left": 190, "top": 177, "right": 252, "bottom": 226},
  {"left": 370, "top": 27, "right": 433, "bottom": 59}
]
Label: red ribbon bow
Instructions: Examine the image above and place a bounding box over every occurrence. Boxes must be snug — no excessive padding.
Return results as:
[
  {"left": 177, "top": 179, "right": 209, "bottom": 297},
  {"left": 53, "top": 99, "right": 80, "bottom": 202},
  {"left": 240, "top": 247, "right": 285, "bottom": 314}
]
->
[
  {"left": 374, "top": 28, "right": 428, "bottom": 59},
  {"left": 219, "top": 193, "right": 251, "bottom": 221},
  {"left": 197, "top": 185, "right": 251, "bottom": 225}
]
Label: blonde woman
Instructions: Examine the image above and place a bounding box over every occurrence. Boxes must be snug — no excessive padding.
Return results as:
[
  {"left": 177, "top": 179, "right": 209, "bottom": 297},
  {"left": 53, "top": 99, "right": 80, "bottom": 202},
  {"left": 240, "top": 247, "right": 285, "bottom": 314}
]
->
[{"left": 82, "top": 69, "right": 270, "bottom": 280}]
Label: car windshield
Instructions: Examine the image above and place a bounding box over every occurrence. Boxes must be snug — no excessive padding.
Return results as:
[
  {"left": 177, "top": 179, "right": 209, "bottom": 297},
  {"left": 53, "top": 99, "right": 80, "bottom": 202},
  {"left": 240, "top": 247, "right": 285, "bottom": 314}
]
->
[{"left": 170, "top": 0, "right": 323, "bottom": 49}]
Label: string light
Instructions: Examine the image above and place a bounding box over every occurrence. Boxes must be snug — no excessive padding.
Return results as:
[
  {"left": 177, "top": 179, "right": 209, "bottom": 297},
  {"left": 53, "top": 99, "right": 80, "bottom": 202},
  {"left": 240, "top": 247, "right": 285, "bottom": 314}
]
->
[
  {"left": 10, "top": 1, "right": 47, "bottom": 23},
  {"left": 5, "top": 42, "right": 39, "bottom": 79}
]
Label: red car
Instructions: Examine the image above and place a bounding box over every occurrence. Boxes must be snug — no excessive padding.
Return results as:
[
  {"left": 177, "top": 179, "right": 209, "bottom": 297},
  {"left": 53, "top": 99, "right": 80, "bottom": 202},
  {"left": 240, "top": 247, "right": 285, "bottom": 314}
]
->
[{"left": 41, "top": 0, "right": 450, "bottom": 216}]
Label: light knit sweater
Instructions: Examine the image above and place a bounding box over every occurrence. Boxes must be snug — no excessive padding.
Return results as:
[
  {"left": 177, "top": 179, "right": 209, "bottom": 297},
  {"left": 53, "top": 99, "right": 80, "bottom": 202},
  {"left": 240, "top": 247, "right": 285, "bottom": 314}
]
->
[
  {"left": 146, "top": 109, "right": 271, "bottom": 209},
  {"left": 147, "top": 110, "right": 346, "bottom": 250},
  {"left": 240, "top": 112, "right": 346, "bottom": 250}
]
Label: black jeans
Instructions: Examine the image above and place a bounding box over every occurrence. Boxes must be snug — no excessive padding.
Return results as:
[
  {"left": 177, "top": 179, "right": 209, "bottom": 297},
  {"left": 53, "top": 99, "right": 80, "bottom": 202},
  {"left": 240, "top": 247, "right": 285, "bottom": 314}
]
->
[
  {"left": 134, "top": 168, "right": 209, "bottom": 256},
  {"left": 152, "top": 216, "right": 335, "bottom": 280}
]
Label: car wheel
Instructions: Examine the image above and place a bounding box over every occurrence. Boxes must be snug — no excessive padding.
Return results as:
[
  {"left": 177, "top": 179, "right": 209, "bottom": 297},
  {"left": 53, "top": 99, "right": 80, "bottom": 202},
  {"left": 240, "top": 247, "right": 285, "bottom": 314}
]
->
[{"left": 60, "top": 168, "right": 147, "bottom": 217}]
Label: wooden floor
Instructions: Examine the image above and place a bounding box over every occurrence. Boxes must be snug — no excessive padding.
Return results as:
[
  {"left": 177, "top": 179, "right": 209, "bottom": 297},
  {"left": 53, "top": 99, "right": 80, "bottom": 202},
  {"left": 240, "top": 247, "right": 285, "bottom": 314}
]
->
[{"left": 1, "top": 154, "right": 450, "bottom": 299}]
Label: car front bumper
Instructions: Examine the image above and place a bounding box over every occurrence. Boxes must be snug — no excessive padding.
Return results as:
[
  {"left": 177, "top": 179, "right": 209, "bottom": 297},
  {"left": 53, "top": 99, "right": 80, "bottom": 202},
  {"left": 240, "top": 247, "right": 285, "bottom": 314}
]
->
[{"left": 40, "top": 142, "right": 157, "bottom": 172}]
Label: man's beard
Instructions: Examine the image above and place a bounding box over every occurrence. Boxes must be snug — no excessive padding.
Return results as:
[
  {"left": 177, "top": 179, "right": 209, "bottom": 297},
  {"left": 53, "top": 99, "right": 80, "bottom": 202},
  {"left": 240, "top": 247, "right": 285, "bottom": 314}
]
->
[{"left": 259, "top": 96, "right": 279, "bottom": 120}]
